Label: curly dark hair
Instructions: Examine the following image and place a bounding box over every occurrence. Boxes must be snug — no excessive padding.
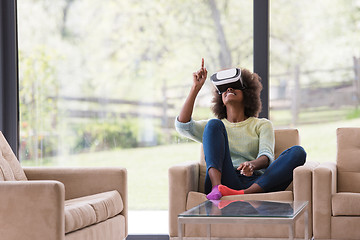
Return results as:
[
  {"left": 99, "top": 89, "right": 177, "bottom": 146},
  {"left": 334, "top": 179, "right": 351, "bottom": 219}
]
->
[{"left": 211, "top": 68, "right": 263, "bottom": 119}]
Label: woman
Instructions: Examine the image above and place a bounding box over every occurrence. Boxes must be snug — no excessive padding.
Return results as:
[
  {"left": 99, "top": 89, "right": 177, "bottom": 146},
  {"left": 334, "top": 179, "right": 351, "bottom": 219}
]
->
[{"left": 175, "top": 58, "right": 306, "bottom": 200}]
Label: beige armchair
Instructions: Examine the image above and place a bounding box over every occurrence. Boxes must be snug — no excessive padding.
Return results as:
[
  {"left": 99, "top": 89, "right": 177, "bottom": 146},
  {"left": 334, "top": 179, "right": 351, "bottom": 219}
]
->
[
  {"left": 313, "top": 128, "right": 360, "bottom": 239},
  {"left": 0, "top": 132, "right": 127, "bottom": 240},
  {"left": 169, "top": 129, "right": 318, "bottom": 239}
]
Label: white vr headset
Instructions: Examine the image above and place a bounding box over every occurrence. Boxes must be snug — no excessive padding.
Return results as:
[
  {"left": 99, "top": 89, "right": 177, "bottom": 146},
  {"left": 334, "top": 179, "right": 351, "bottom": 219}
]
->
[{"left": 210, "top": 68, "right": 245, "bottom": 94}]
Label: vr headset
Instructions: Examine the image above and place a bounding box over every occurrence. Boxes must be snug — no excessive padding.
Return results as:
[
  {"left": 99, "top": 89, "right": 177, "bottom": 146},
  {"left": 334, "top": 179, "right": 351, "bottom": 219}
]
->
[{"left": 210, "top": 68, "right": 245, "bottom": 94}]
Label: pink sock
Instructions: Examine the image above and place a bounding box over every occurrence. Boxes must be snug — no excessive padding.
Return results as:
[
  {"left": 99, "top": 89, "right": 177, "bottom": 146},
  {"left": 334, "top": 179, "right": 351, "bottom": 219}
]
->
[
  {"left": 206, "top": 185, "right": 222, "bottom": 200},
  {"left": 218, "top": 184, "right": 245, "bottom": 196}
]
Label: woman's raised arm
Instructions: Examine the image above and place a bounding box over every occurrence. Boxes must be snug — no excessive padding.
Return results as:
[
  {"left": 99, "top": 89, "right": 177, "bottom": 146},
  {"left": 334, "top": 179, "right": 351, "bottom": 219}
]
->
[{"left": 178, "top": 58, "right": 208, "bottom": 123}]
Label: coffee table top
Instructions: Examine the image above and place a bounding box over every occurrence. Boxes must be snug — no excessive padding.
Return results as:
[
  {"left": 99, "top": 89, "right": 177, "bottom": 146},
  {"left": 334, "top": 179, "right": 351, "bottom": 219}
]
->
[{"left": 179, "top": 200, "right": 308, "bottom": 219}]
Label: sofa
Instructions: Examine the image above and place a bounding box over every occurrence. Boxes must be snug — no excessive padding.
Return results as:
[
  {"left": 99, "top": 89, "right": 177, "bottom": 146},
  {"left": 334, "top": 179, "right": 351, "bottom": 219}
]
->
[
  {"left": 169, "top": 128, "right": 318, "bottom": 239},
  {"left": 0, "top": 131, "right": 127, "bottom": 240},
  {"left": 313, "top": 128, "right": 360, "bottom": 239}
]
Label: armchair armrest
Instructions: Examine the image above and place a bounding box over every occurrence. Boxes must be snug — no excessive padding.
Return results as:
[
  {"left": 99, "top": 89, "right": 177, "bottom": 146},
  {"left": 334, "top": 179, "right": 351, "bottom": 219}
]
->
[
  {"left": 23, "top": 167, "right": 128, "bottom": 236},
  {"left": 294, "top": 160, "right": 319, "bottom": 201},
  {"left": 293, "top": 160, "right": 319, "bottom": 238},
  {"left": 313, "top": 162, "right": 337, "bottom": 239},
  {"left": 0, "top": 180, "right": 65, "bottom": 240},
  {"left": 168, "top": 161, "right": 199, "bottom": 237}
]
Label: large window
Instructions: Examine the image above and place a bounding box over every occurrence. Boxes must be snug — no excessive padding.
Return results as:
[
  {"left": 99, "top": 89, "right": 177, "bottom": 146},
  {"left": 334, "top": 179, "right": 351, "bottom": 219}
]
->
[
  {"left": 11, "top": 0, "right": 360, "bottom": 236},
  {"left": 17, "top": 0, "right": 253, "bottom": 234},
  {"left": 270, "top": 0, "right": 360, "bottom": 162}
]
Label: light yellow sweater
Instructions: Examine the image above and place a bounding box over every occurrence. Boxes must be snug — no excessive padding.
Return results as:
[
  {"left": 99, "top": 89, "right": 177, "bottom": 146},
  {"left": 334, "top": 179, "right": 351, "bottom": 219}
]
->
[{"left": 175, "top": 117, "right": 275, "bottom": 168}]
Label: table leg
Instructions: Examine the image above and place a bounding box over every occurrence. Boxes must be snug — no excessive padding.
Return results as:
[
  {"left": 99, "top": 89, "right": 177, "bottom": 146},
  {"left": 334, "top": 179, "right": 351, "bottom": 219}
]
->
[
  {"left": 178, "top": 221, "right": 183, "bottom": 240},
  {"left": 304, "top": 206, "right": 309, "bottom": 240},
  {"left": 289, "top": 222, "right": 294, "bottom": 240}
]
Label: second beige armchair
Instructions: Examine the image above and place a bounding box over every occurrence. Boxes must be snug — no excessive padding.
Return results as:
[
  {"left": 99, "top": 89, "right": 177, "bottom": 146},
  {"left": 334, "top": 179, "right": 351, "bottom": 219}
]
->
[
  {"left": 169, "top": 129, "right": 319, "bottom": 239},
  {"left": 313, "top": 128, "right": 360, "bottom": 239}
]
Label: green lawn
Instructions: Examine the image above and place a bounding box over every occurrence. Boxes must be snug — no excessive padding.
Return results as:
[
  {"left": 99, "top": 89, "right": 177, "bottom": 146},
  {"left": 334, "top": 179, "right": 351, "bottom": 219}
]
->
[
  {"left": 22, "top": 140, "right": 201, "bottom": 210},
  {"left": 270, "top": 107, "right": 354, "bottom": 126},
  {"left": 296, "top": 117, "right": 360, "bottom": 163},
  {"left": 21, "top": 116, "right": 360, "bottom": 210}
]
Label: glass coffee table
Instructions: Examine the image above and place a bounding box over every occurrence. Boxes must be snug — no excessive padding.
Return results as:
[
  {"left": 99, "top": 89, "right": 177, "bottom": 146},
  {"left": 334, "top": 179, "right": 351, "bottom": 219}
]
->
[{"left": 178, "top": 200, "right": 308, "bottom": 240}]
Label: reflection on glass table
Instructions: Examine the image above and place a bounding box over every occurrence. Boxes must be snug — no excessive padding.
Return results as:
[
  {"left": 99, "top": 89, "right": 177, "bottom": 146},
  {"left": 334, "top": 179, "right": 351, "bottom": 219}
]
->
[{"left": 181, "top": 200, "right": 301, "bottom": 218}]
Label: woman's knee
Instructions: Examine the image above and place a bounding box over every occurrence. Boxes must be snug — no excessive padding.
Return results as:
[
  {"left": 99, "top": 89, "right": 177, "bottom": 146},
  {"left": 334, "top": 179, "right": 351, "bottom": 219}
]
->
[
  {"left": 204, "top": 119, "right": 225, "bottom": 132},
  {"left": 289, "top": 145, "right": 306, "bottom": 165}
]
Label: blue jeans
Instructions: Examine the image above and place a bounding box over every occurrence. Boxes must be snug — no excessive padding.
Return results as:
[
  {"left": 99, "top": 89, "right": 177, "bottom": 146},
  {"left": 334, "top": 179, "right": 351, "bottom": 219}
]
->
[{"left": 203, "top": 119, "right": 306, "bottom": 194}]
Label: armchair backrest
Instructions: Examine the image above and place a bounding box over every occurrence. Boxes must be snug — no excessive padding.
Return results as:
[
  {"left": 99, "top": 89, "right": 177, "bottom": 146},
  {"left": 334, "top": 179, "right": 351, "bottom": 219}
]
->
[
  {"left": 198, "top": 128, "right": 299, "bottom": 193},
  {"left": 337, "top": 128, "right": 360, "bottom": 193},
  {"left": 0, "top": 132, "right": 27, "bottom": 181}
]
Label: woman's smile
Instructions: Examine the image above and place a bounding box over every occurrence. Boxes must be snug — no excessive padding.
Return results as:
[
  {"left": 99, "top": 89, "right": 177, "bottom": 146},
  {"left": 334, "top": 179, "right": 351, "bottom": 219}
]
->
[
  {"left": 223, "top": 89, "right": 237, "bottom": 97},
  {"left": 223, "top": 89, "right": 242, "bottom": 99}
]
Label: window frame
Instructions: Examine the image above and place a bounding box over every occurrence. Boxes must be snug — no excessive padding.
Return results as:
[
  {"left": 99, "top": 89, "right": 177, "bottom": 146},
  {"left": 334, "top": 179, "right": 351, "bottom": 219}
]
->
[
  {"left": 254, "top": 0, "right": 269, "bottom": 119},
  {"left": 0, "top": 0, "right": 19, "bottom": 155}
]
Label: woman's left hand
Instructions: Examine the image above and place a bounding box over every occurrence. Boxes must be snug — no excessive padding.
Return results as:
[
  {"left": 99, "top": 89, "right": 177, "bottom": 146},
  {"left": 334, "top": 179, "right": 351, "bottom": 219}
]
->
[{"left": 237, "top": 162, "right": 254, "bottom": 176}]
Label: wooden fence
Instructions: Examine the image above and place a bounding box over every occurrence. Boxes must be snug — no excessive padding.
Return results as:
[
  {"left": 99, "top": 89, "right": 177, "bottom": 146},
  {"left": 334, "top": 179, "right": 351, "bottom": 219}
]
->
[{"left": 51, "top": 57, "right": 360, "bottom": 127}]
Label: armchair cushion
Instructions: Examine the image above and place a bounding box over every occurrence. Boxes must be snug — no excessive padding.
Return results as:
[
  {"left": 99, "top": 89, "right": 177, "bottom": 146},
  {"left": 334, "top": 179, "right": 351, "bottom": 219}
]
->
[
  {"left": 336, "top": 128, "right": 360, "bottom": 193},
  {"left": 338, "top": 172, "right": 360, "bottom": 193},
  {"left": 0, "top": 155, "right": 15, "bottom": 180},
  {"left": 65, "top": 201, "right": 96, "bottom": 234},
  {"left": 332, "top": 192, "right": 360, "bottom": 216},
  {"left": 65, "top": 190, "right": 123, "bottom": 233},
  {"left": 0, "top": 132, "right": 27, "bottom": 181}
]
